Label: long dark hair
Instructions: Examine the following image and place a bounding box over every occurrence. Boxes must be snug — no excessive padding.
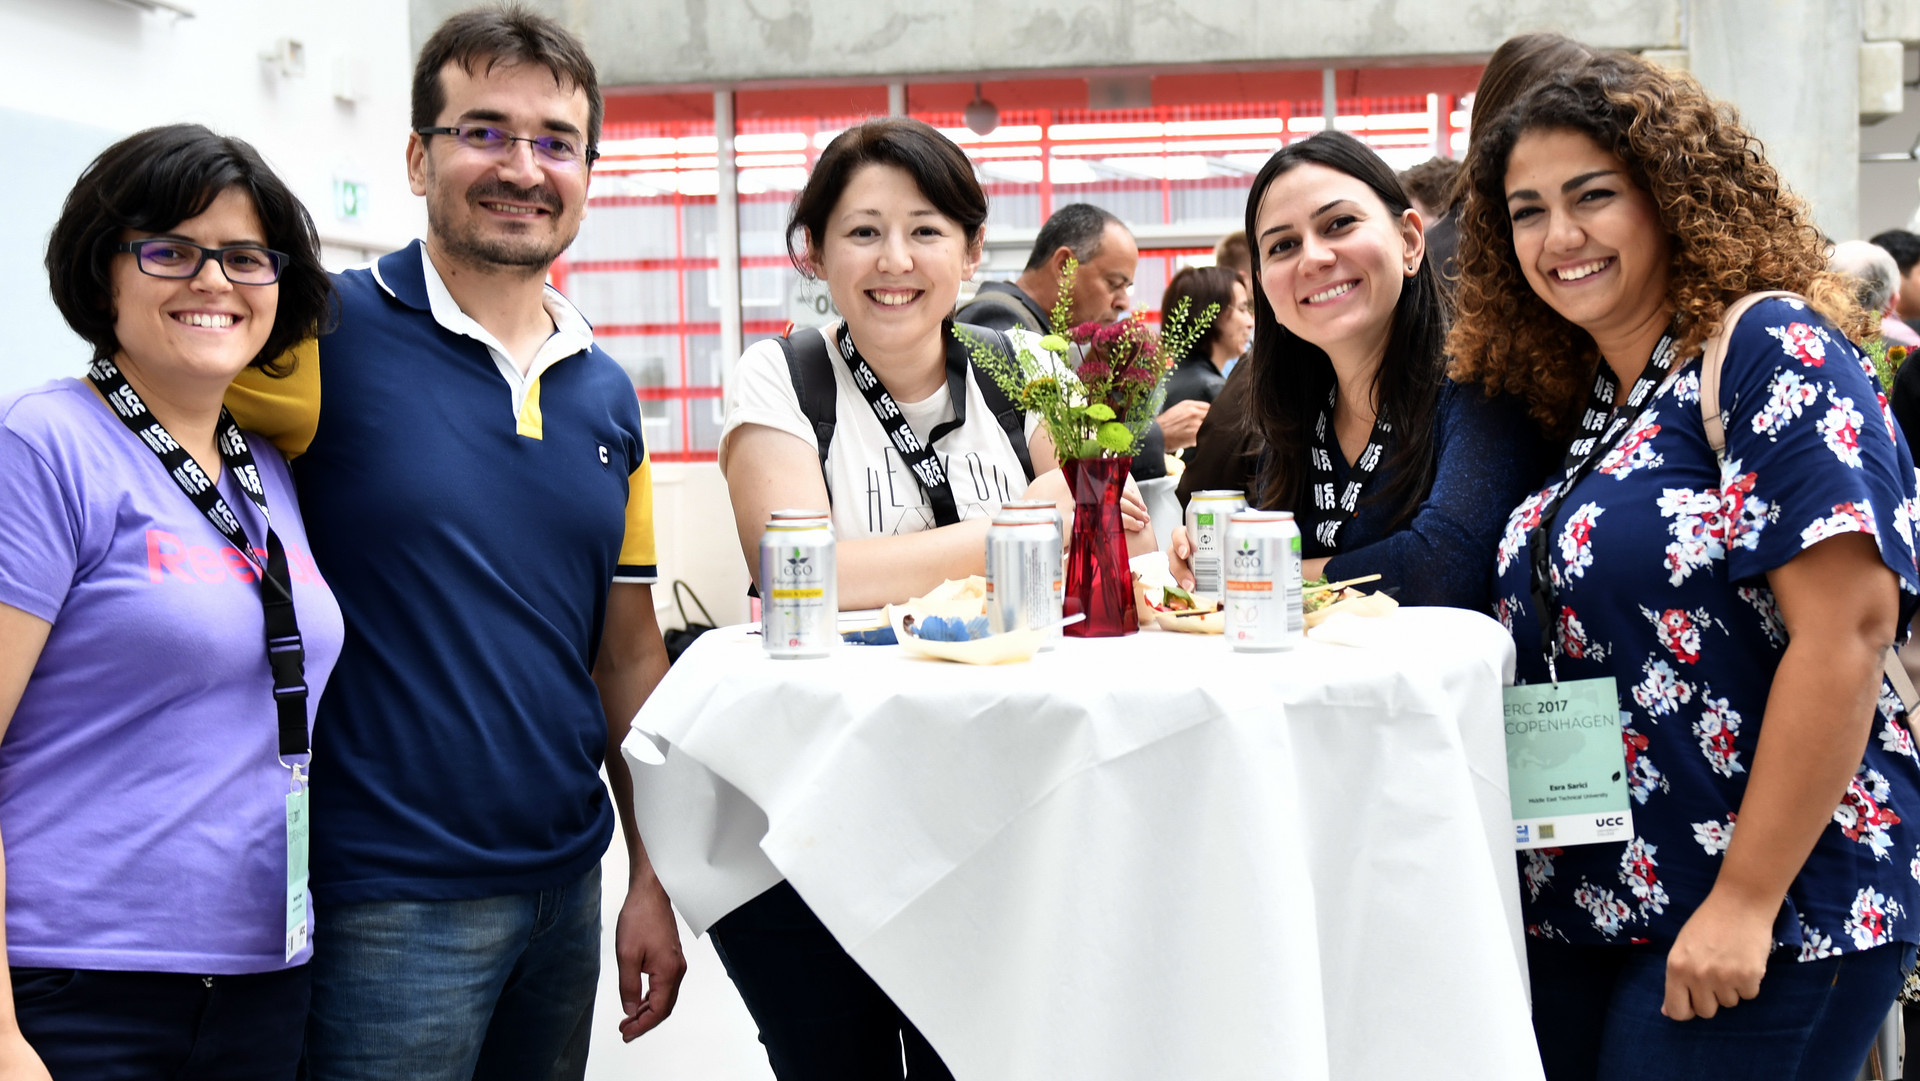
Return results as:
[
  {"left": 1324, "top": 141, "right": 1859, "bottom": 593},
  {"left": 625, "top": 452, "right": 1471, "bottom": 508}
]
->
[{"left": 1244, "top": 130, "right": 1446, "bottom": 527}]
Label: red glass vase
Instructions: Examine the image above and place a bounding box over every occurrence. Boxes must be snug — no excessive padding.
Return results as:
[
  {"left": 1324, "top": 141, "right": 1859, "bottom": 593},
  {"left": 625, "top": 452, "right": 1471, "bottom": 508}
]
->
[{"left": 1061, "top": 455, "right": 1136, "bottom": 638}]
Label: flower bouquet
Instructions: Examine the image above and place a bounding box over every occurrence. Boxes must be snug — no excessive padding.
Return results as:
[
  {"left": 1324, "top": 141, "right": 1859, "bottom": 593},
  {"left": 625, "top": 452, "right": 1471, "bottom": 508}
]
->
[{"left": 958, "top": 258, "right": 1218, "bottom": 636}]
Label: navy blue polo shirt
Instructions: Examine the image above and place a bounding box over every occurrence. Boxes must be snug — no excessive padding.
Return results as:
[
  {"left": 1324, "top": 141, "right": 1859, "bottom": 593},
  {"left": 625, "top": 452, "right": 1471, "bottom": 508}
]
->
[{"left": 228, "top": 241, "right": 657, "bottom": 904}]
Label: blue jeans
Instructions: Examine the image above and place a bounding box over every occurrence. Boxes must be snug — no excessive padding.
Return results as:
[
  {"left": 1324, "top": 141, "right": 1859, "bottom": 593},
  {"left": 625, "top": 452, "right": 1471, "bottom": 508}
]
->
[
  {"left": 1529, "top": 936, "right": 1916, "bottom": 1081},
  {"left": 304, "top": 864, "right": 602, "bottom": 1081},
  {"left": 11, "top": 965, "right": 310, "bottom": 1080}
]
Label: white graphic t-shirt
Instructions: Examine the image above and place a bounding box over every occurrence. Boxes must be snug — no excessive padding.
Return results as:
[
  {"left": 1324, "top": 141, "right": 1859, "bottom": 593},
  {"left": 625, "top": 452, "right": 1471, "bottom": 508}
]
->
[{"left": 720, "top": 325, "right": 1044, "bottom": 539}]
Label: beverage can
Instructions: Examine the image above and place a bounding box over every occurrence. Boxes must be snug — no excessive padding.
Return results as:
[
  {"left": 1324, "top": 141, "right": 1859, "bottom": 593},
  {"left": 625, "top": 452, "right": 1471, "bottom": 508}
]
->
[
  {"left": 760, "top": 516, "right": 836, "bottom": 658},
  {"left": 1224, "top": 510, "right": 1303, "bottom": 652},
  {"left": 1185, "top": 489, "right": 1247, "bottom": 598},
  {"left": 986, "top": 509, "right": 1063, "bottom": 643}
]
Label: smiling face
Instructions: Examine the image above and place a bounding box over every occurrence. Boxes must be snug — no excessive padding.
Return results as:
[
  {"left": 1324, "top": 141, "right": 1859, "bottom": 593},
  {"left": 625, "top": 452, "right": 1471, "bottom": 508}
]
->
[
  {"left": 110, "top": 185, "right": 277, "bottom": 395},
  {"left": 1253, "top": 162, "right": 1422, "bottom": 365},
  {"left": 1503, "top": 127, "right": 1672, "bottom": 348},
  {"left": 408, "top": 59, "right": 592, "bottom": 275},
  {"left": 807, "top": 162, "right": 982, "bottom": 364}
]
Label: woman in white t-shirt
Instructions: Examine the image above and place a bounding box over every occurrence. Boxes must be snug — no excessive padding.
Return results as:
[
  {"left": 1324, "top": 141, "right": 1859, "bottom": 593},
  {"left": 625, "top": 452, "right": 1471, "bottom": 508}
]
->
[{"left": 714, "top": 118, "right": 1146, "bottom": 1081}]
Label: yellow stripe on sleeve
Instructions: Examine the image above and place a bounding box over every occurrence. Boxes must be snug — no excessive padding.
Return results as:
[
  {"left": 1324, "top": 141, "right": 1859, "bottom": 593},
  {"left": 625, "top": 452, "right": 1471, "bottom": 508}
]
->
[{"left": 618, "top": 450, "right": 658, "bottom": 573}]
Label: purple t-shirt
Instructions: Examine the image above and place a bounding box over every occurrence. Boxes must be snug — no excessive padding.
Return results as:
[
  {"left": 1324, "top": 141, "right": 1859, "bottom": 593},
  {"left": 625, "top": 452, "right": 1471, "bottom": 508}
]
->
[{"left": 0, "top": 379, "right": 344, "bottom": 973}]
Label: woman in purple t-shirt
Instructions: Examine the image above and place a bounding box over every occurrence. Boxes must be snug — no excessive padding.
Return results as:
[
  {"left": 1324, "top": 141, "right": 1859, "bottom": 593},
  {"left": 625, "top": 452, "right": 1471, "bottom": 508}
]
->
[{"left": 0, "top": 125, "right": 343, "bottom": 1078}]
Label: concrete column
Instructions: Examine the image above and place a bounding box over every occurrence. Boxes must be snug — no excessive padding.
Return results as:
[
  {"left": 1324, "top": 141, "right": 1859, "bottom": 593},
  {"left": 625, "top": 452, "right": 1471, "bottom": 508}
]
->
[
  {"left": 887, "top": 82, "right": 906, "bottom": 117},
  {"left": 1322, "top": 67, "right": 1337, "bottom": 133},
  {"left": 714, "top": 90, "right": 743, "bottom": 368},
  {"left": 1686, "top": 0, "right": 1860, "bottom": 239}
]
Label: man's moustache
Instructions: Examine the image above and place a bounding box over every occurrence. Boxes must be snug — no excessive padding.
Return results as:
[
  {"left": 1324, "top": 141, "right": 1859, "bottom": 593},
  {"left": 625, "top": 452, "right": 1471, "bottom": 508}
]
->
[{"left": 467, "top": 184, "right": 561, "bottom": 212}]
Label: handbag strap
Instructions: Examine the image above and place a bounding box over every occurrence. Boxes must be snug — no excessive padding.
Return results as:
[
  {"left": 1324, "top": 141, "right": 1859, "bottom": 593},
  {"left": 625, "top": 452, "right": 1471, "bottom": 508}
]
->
[
  {"left": 673, "top": 579, "right": 715, "bottom": 628},
  {"left": 1696, "top": 289, "right": 1918, "bottom": 717}
]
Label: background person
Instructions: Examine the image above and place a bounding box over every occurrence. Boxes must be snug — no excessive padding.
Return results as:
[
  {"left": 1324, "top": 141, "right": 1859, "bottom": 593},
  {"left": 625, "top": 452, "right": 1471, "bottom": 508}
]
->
[
  {"left": 1830, "top": 238, "right": 1920, "bottom": 347},
  {"left": 1871, "top": 228, "right": 1920, "bottom": 334},
  {"left": 0, "top": 123, "right": 340, "bottom": 1078},
  {"left": 1167, "top": 131, "right": 1545, "bottom": 608},
  {"left": 955, "top": 203, "right": 1201, "bottom": 475},
  {"left": 1450, "top": 52, "right": 1920, "bottom": 1081},
  {"left": 1159, "top": 264, "right": 1252, "bottom": 410},
  {"left": 226, "top": 9, "right": 683, "bottom": 1078}
]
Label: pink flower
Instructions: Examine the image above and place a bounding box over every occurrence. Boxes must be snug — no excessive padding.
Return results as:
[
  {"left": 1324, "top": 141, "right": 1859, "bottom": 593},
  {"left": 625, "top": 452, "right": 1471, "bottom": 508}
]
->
[
  {"left": 1119, "top": 365, "right": 1155, "bottom": 387},
  {"left": 1069, "top": 322, "right": 1102, "bottom": 344},
  {"left": 1076, "top": 359, "right": 1111, "bottom": 385},
  {"left": 1092, "top": 320, "right": 1133, "bottom": 350}
]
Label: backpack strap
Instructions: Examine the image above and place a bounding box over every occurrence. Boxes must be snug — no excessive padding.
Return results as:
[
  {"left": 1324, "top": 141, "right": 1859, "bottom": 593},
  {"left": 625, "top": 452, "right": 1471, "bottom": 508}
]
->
[
  {"left": 1699, "top": 290, "right": 1799, "bottom": 461},
  {"left": 777, "top": 327, "right": 840, "bottom": 503},
  {"left": 953, "top": 321, "right": 1037, "bottom": 484},
  {"left": 1696, "top": 289, "right": 1919, "bottom": 718},
  {"left": 955, "top": 289, "right": 1047, "bottom": 335}
]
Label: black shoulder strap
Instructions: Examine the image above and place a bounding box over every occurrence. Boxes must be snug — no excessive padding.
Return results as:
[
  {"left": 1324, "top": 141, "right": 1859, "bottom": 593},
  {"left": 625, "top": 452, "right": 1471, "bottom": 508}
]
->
[
  {"left": 778, "top": 328, "right": 839, "bottom": 504},
  {"left": 956, "top": 289, "right": 1046, "bottom": 335},
  {"left": 953, "top": 322, "right": 1037, "bottom": 484}
]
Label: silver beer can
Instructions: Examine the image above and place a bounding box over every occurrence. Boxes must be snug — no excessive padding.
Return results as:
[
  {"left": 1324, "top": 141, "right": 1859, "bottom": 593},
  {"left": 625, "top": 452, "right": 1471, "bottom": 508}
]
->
[
  {"left": 1184, "top": 489, "right": 1247, "bottom": 599},
  {"left": 986, "top": 509, "right": 1063, "bottom": 641},
  {"left": 1224, "top": 510, "right": 1303, "bottom": 653},
  {"left": 761, "top": 515, "right": 836, "bottom": 659}
]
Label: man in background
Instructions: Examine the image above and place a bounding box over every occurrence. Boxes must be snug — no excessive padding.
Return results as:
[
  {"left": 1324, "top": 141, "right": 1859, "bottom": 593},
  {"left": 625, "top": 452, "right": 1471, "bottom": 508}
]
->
[
  {"left": 957, "top": 203, "right": 1203, "bottom": 478},
  {"left": 1871, "top": 228, "right": 1920, "bottom": 335},
  {"left": 1834, "top": 239, "right": 1920, "bottom": 348},
  {"left": 228, "top": 8, "right": 684, "bottom": 1078}
]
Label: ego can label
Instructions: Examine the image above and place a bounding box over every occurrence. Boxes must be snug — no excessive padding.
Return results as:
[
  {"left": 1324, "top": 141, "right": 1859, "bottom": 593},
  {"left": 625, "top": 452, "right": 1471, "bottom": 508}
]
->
[
  {"left": 1223, "top": 510, "right": 1302, "bottom": 653},
  {"left": 761, "top": 518, "right": 835, "bottom": 658},
  {"left": 1185, "top": 489, "right": 1247, "bottom": 599}
]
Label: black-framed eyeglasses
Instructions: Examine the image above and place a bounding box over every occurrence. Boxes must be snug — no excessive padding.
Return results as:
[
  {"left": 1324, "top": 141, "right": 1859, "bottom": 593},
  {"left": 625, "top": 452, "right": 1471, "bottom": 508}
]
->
[
  {"left": 113, "top": 240, "right": 288, "bottom": 285},
  {"left": 415, "top": 125, "right": 598, "bottom": 166}
]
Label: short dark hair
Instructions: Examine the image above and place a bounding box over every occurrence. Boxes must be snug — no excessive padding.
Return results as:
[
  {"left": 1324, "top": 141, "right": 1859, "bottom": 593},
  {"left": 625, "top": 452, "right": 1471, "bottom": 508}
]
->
[
  {"left": 412, "top": 5, "right": 603, "bottom": 155},
  {"left": 1397, "top": 156, "right": 1462, "bottom": 216},
  {"left": 46, "top": 124, "right": 332, "bottom": 376},
  {"left": 1873, "top": 229, "right": 1920, "bottom": 274},
  {"left": 787, "top": 118, "right": 987, "bottom": 276},
  {"left": 1212, "top": 230, "right": 1250, "bottom": 278},
  {"left": 1161, "top": 264, "right": 1241, "bottom": 359},
  {"left": 1025, "top": 203, "right": 1125, "bottom": 271}
]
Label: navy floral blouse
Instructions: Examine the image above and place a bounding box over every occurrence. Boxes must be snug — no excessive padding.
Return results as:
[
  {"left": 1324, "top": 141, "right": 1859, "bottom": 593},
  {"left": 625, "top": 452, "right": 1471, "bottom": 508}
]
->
[{"left": 1492, "top": 298, "right": 1920, "bottom": 957}]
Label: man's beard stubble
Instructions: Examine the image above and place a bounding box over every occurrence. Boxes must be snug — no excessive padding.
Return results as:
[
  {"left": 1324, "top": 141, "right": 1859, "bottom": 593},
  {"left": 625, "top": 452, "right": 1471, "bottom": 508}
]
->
[{"left": 428, "top": 178, "right": 577, "bottom": 276}]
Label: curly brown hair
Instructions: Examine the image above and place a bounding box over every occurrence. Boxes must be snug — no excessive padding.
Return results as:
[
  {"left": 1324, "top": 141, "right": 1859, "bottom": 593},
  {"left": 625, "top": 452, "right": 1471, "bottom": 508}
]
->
[{"left": 1445, "top": 51, "right": 1867, "bottom": 438}]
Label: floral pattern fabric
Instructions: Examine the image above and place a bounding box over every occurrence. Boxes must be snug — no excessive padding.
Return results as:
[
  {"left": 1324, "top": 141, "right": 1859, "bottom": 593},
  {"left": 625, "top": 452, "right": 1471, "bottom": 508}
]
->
[{"left": 1494, "top": 299, "right": 1920, "bottom": 957}]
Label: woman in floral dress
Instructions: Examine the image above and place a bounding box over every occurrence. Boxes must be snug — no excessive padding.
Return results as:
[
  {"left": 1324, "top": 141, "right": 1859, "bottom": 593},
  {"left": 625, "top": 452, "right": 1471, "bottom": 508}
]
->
[{"left": 1449, "top": 52, "right": 1920, "bottom": 1080}]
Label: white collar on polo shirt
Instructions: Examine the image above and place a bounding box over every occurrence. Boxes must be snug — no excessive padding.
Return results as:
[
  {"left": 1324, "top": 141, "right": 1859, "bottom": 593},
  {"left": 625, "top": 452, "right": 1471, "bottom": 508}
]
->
[{"left": 414, "top": 246, "right": 596, "bottom": 417}]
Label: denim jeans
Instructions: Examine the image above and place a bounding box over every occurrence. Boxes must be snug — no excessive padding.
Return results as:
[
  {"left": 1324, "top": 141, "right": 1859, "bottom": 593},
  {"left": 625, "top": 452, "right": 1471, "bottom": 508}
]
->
[
  {"left": 303, "top": 864, "right": 602, "bottom": 1081},
  {"left": 1529, "top": 936, "right": 1916, "bottom": 1081},
  {"left": 709, "top": 881, "right": 955, "bottom": 1081},
  {"left": 11, "top": 965, "right": 310, "bottom": 1080}
]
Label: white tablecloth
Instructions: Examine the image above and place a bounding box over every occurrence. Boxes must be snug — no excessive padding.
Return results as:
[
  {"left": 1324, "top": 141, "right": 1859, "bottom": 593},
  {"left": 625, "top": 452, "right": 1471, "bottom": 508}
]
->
[{"left": 624, "top": 607, "right": 1543, "bottom": 1081}]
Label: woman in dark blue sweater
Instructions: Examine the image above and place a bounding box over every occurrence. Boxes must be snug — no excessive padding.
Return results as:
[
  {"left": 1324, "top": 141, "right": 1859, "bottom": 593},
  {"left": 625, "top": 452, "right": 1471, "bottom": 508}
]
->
[{"left": 1170, "top": 131, "right": 1547, "bottom": 609}]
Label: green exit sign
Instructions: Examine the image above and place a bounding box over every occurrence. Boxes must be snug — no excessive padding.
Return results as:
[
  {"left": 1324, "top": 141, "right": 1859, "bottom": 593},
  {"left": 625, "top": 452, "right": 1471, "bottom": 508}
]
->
[{"left": 333, "top": 178, "right": 368, "bottom": 222}]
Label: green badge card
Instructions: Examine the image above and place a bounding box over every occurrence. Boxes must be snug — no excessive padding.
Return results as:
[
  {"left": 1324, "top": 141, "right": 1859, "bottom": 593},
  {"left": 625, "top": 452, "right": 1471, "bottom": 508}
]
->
[
  {"left": 285, "top": 784, "right": 310, "bottom": 961},
  {"left": 1503, "top": 677, "right": 1634, "bottom": 849}
]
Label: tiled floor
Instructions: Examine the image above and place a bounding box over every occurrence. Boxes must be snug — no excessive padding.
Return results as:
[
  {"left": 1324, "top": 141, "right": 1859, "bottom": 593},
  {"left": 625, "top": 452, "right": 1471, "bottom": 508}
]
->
[{"left": 583, "top": 838, "right": 775, "bottom": 1081}]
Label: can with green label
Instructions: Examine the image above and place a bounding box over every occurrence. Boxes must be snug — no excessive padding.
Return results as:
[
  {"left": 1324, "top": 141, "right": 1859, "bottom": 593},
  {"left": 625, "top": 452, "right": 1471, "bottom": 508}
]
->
[
  {"left": 761, "top": 513, "right": 835, "bottom": 658},
  {"left": 1185, "top": 489, "right": 1247, "bottom": 598},
  {"left": 1224, "top": 510, "right": 1302, "bottom": 652}
]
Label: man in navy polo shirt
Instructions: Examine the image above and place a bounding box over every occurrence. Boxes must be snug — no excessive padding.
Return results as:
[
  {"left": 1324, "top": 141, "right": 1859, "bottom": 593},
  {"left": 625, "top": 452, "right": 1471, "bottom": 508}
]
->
[{"left": 228, "top": 8, "right": 683, "bottom": 1079}]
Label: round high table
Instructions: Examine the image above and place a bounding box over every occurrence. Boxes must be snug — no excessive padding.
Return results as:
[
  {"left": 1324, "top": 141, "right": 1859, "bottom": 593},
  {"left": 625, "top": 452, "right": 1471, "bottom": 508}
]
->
[{"left": 623, "top": 607, "right": 1544, "bottom": 1081}]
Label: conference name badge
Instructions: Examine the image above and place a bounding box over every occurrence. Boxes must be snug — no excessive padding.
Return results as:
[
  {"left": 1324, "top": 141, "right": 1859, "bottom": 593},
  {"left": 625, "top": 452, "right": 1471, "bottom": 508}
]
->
[
  {"left": 1503, "top": 677, "right": 1634, "bottom": 849},
  {"left": 285, "top": 779, "right": 310, "bottom": 961}
]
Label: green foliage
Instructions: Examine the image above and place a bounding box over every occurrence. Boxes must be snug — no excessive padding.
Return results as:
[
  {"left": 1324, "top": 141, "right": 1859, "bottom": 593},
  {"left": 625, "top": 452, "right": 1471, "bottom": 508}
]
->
[
  {"left": 1866, "top": 335, "right": 1908, "bottom": 392},
  {"left": 953, "top": 264, "right": 1222, "bottom": 462}
]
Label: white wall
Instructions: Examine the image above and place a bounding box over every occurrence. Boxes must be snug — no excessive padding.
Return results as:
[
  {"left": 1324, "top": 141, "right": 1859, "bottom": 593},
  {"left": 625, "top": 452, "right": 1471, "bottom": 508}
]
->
[{"left": 0, "top": 0, "right": 422, "bottom": 395}]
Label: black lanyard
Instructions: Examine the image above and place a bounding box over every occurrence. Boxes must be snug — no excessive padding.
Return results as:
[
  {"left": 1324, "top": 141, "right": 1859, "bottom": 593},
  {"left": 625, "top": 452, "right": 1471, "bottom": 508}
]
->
[
  {"left": 1526, "top": 331, "right": 1679, "bottom": 681},
  {"left": 1306, "top": 386, "right": 1394, "bottom": 550},
  {"left": 834, "top": 321, "right": 970, "bottom": 528},
  {"left": 88, "top": 356, "right": 309, "bottom": 760}
]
